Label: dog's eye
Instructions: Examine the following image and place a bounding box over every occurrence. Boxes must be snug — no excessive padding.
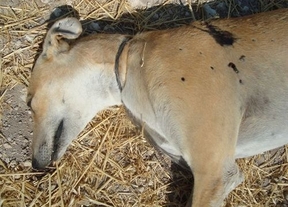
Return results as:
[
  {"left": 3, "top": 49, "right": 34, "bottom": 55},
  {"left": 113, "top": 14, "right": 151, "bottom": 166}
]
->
[
  {"left": 27, "top": 99, "right": 32, "bottom": 108},
  {"left": 27, "top": 99, "right": 35, "bottom": 113}
]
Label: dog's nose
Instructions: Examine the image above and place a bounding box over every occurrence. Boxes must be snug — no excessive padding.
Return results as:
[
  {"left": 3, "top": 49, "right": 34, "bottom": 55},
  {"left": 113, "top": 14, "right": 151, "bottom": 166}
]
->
[{"left": 32, "top": 157, "right": 47, "bottom": 170}]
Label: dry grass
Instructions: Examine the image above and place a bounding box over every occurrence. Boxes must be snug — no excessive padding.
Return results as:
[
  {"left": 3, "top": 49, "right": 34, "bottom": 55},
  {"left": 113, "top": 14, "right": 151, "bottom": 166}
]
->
[{"left": 1, "top": 0, "right": 288, "bottom": 206}]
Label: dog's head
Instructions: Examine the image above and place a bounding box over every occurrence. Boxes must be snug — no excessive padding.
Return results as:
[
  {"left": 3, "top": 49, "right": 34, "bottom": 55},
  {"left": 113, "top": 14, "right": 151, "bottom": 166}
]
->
[{"left": 28, "top": 18, "right": 121, "bottom": 169}]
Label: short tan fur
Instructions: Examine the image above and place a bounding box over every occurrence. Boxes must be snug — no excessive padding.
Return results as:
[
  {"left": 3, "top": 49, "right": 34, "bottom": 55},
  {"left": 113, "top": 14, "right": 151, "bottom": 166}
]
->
[{"left": 28, "top": 9, "right": 288, "bottom": 206}]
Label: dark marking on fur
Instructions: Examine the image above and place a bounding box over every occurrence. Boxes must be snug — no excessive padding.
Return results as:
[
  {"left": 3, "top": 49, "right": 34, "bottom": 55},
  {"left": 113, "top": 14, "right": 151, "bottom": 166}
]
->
[
  {"left": 264, "top": 97, "right": 270, "bottom": 105},
  {"left": 240, "top": 106, "right": 243, "bottom": 114},
  {"left": 199, "top": 51, "right": 202, "bottom": 54},
  {"left": 243, "top": 96, "right": 270, "bottom": 120},
  {"left": 228, "top": 62, "right": 239, "bottom": 73},
  {"left": 179, "top": 48, "right": 183, "bottom": 51},
  {"left": 210, "top": 66, "right": 214, "bottom": 70},
  {"left": 252, "top": 38, "right": 256, "bottom": 42},
  {"left": 205, "top": 23, "right": 235, "bottom": 46},
  {"left": 239, "top": 55, "right": 245, "bottom": 62},
  {"left": 239, "top": 79, "right": 243, "bottom": 84},
  {"left": 181, "top": 77, "right": 185, "bottom": 81}
]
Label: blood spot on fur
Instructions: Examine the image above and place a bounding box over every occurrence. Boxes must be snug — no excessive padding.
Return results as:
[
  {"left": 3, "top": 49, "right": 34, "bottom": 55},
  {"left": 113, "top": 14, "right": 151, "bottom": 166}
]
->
[
  {"left": 205, "top": 23, "right": 235, "bottom": 46},
  {"left": 239, "top": 55, "right": 245, "bottom": 62},
  {"left": 228, "top": 62, "right": 239, "bottom": 73}
]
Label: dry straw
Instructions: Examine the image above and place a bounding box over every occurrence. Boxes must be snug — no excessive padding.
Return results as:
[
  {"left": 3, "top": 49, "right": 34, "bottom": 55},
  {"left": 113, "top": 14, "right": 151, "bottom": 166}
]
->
[{"left": 1, "top": 0, "right": 288, "bottom": 206}]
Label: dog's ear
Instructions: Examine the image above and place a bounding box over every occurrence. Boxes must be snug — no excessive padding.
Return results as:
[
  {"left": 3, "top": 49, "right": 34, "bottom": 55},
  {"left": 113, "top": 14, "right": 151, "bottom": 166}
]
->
[{"left": 42, "top": 17, "right": 82, "bottom": 59}]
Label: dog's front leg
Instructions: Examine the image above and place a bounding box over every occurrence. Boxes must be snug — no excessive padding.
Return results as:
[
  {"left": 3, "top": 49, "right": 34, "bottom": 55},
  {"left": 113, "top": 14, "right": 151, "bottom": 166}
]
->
[{"left": 181, "top": 113, "right": 243, "bottom": 207}]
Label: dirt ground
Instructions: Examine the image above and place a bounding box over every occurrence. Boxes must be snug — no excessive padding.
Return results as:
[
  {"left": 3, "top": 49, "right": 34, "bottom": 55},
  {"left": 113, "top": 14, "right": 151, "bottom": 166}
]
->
[
  {"left": 1, "top": 0, "right": 288, "bottom": 207},
  {"left": 1, "top": 0, "right": 73, "bottom": 170},
  {"left": 1, "top": 84, "right": 32, "bottom": 168}
]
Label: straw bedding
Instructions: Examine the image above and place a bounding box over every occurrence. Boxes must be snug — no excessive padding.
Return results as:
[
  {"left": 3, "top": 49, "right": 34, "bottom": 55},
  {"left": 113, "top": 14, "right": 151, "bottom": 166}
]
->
[{"left": 0, "top": 0, "right": 288, "bottom": 206}]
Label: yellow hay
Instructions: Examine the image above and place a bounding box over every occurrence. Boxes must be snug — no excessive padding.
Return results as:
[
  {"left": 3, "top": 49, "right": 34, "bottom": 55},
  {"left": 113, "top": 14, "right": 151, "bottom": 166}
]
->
[{"left": 0, "top": 0, "right": 287, "bottom": 206}]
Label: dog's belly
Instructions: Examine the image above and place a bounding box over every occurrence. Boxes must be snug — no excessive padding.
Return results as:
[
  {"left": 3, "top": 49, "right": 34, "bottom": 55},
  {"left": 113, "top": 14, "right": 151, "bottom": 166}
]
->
[{"left": 236, "top": 111, "right": 288, "bottom": 158}]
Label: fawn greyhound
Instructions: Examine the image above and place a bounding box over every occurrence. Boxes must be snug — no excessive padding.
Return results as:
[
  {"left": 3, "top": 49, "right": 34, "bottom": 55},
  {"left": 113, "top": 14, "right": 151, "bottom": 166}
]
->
[{"left": 27, "top": 8, "right": 288, "bottom": 206}]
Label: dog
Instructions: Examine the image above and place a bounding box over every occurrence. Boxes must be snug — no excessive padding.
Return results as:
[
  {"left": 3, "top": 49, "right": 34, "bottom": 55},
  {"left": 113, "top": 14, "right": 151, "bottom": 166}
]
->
[{"left": 27, "top": 9, "right": 288, "bottom": 206}]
